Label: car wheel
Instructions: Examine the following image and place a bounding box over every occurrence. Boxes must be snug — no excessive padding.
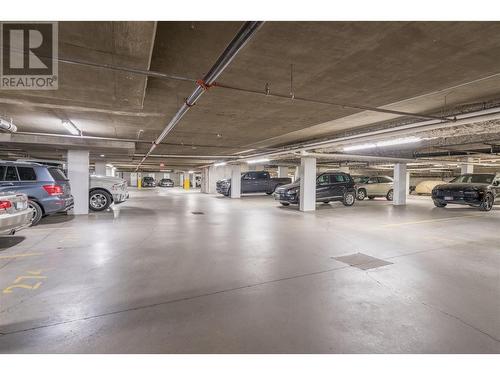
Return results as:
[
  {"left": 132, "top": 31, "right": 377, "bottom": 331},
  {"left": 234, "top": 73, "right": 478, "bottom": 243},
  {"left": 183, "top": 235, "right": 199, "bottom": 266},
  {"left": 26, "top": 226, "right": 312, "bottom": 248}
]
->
[
  {"left": 386, "top": 189, "right": 394, "bottom": 201},
  {"left": 356, "top": 189, "right": 366, "bottom": 200},
  {"left": 280, "top": 202, "right": 290, "bottom": 206},
  {"left": 479, "top": 193, "right": 494, "bottom": 211},
  {"left": 266, "top": 192, "right": 273, "bottom": 195},
  {"left": 433, "top": 200, "right": 447, "bottom": 208},
  {"left": 28, "top": 200, "right": 43, "bottom": 226},
  {"left": 89, "top": 189, "right": 112, "bottom": 211},
  {"left": 343, "top": 191, "right": 356, "bottom": 206}
]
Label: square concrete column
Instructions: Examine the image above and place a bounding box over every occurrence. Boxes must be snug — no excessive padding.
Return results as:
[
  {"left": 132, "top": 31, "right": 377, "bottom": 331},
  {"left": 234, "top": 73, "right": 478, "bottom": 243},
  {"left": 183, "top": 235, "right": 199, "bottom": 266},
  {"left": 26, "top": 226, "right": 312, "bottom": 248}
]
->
[
  {"left": 278, "top": 166, "right": 289, "bottom": 178},
  {"left": 67, "top": 150, "right": 89, "bottom": 215},
  {"left": 299, "top": 157, "right": 316, "bottom": 212},
  {"left": 406, "top": 171, "right": 411, "bottom": 196},
  {"left": 230, "top": 164, "right": 241, "bottom": 198},
  {"left": 293, "top": 166, "right": 300, "bottom": 182},
  {"left": 208, "top": 166, "right": 217, "bottom": 194},
  {"left": 94, "top": 161, "right": 106, "bottom": 176},
  {"left": 461, "top": 157, "right": 474, "bottom": 174},
  {"left": 393, "top": 163, "right": 407, "bottom": 206}
]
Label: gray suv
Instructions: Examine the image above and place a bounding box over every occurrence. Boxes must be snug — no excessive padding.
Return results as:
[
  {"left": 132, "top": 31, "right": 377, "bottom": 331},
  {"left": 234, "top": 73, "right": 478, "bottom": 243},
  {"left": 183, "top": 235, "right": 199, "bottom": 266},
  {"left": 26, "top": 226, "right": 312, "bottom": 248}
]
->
[{"left": 0, "top": 161, "right": 74, "bottom": 225}]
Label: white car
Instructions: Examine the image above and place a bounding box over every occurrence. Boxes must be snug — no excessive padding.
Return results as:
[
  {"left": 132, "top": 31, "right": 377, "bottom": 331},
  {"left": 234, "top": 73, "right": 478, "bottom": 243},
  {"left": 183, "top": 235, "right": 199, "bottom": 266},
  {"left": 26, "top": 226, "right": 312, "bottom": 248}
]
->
[
  {"left": 89, "top": 175, "right": 129, "bottom": 211},
  {"left": 0, "top": 192, "right": 32, "bottom": 235},
  {"left": 355, "top": 176, "right": 394, "bottom": 201}
]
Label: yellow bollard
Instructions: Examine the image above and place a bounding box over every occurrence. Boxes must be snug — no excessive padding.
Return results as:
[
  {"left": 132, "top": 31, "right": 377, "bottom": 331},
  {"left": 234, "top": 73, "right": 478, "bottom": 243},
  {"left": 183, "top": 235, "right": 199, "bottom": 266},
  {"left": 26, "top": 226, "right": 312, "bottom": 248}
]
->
[
  {"left": 183, "top": 179, "right": 190, "bottom": 190},
  {"left": 138, "top": 178, "right": 142, "bottom": 189}
]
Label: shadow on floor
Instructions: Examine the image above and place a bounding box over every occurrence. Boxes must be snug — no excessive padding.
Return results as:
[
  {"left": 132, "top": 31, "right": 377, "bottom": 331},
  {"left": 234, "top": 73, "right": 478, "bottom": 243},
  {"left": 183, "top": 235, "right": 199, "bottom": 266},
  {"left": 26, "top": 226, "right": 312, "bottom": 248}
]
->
[
  {"left": 38, "top": 213, "right": 75, "bottom": 226},
  {"left": 0, "top": 236, "right": 25, "bottom": 250}
]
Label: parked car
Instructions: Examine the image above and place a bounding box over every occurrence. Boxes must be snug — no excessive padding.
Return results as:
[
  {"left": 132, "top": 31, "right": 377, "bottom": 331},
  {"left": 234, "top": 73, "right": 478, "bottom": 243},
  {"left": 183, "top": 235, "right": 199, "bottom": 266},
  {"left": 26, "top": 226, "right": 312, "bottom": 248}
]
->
[
  {"left": 415, "top": 180, "right": 444, "bottom": 195},
  {"left": 89, "top": 175, "right": 129, "bottom": 212},
  {"left": 158, "top": 178, "right": 174, "bottom": 187},
  {"left": 432, "top": 173, "right": 500, "bottom": 211},
  {"left": 0, "top": 192, "right": 32, "bottom": 235},
  {"left": 0, "top": 161, "right": 74, "bottom": 225},
  {"left": 216, "top": 171, "right": 291, "bottom": 196},
  {"left": 142, "top": 176, "right": 156, "bottom": 187},
  {"left": 274, "top": 172, "right": 356, "bottom": 207},
  {"left": 355, "top": 175, "right": 394, "bottom": 201}
]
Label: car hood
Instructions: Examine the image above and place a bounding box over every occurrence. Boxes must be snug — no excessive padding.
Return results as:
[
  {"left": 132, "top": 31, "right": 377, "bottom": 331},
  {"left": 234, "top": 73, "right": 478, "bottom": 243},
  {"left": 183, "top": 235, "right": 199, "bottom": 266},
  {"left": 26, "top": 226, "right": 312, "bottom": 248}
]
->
[
  {"left": 218, "top": 178, "right": 231, "bottom": 183},
  {"left": 434, "top": 182, "right": 488, "bottom": 190},
  {"left": 276, "top": 181, "right": 300, "bottom": 191}
]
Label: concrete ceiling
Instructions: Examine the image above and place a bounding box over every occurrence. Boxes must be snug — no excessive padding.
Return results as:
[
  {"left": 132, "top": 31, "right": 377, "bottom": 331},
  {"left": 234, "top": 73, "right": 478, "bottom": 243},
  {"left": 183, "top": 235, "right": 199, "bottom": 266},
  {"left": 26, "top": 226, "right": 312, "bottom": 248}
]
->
[{"left": 2, "top": 21, "right": 500, "bottom": 171}]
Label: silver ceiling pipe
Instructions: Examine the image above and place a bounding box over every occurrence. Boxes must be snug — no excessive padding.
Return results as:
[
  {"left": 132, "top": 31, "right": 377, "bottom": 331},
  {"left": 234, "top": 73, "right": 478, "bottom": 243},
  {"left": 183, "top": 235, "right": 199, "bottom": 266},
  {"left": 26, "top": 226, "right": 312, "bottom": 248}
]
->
[
  {"left": 0, "top": 118, "right": 17, "bottom": 133},
  {"left": 135, "top": 21, "right": 264, "bottom": 171},
  {"left": 134, "top": 153, "right": 240, "bottom": 159},
  {"left": 302, "top": 152, "right": 417, "bottom": 163},
  {"left": 236, "top": 107, "right": 500, "bottom": 163}
]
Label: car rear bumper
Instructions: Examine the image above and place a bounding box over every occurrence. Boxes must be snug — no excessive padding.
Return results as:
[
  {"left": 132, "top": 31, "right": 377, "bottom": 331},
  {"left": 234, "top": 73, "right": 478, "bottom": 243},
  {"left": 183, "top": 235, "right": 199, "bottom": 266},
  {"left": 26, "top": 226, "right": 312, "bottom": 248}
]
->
[
  {"left": 41, "top": 196, "right": 74, "bottom": 215},
  {"left": 0, "top": 209, "right": 32, "bottom": 235}
]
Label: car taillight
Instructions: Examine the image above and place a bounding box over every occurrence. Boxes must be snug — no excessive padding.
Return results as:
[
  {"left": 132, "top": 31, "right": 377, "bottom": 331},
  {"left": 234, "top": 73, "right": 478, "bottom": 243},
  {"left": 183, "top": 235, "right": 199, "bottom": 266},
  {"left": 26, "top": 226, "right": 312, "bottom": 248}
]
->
[
  {"left": 0, "top": 200, "right": 12, "bottom": 212},
  {"left": 43, "top": 184, "right": 63, "bottom": 196}
]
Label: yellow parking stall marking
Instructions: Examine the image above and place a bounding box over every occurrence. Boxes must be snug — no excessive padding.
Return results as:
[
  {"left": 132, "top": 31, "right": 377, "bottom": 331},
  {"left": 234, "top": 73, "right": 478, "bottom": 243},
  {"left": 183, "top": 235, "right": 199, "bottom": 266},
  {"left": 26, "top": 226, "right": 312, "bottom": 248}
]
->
[
  {"left": 3, "top": 282, "right": 42, "bottom": 294},
  {"left": 381, "top": 214, "right": 483, "bottom": 228},
  {"left": 0, "top": 252, "right": 43, "bottom": 260},
  {"left": 2, "top": 269, "right": 48, "bottom": 295}
]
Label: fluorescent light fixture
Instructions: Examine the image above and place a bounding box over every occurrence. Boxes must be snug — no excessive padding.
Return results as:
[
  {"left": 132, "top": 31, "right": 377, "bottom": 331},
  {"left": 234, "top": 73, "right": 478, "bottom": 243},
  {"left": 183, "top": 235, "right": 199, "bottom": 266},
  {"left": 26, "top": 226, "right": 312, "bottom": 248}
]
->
[
  {"left": 188, "top": 170, "right": 194, "bottom": 173},
  {"left": 246, "top": 158, "right": 270, "bottom": 164},
  {"left": 214, "top": 162, "right": 226, "bottom": 167},
  {"left": 100, "top": 154, "right": 105, "bottom": 157},
  {"left": 343, "top": 136, "right": 421, "bottom": 152},
  {"left": 62, "top": 120, "right": 82, "bottom": 136}
]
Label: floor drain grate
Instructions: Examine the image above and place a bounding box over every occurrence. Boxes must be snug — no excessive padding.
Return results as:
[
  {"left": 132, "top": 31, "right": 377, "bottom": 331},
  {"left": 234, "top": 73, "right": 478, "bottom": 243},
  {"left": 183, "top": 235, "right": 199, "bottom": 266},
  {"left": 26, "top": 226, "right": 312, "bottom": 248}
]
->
[
  {"left": 191, "top": 211, "right": 205, "bottom": 215},
  {"left": 333, "top": 252, "right": 393, "bottom": 270}
]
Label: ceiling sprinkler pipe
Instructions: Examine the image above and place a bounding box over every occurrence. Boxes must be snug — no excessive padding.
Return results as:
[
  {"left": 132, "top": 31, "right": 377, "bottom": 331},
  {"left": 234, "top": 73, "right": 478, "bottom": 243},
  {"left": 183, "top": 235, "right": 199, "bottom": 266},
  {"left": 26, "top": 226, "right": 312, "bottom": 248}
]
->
[
  {"left": 0, "top": 118, "right": 17, "bottom": 133},
  {"left": 135, "top": 21, "right": 264, "bottom": 171}
]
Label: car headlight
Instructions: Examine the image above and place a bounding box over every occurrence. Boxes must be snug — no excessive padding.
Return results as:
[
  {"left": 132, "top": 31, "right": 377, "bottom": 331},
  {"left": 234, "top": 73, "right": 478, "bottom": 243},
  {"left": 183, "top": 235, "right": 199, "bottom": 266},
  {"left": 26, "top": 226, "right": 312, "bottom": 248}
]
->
[{"left": 287, "top": 188, "right": 299, "bottom": 195}]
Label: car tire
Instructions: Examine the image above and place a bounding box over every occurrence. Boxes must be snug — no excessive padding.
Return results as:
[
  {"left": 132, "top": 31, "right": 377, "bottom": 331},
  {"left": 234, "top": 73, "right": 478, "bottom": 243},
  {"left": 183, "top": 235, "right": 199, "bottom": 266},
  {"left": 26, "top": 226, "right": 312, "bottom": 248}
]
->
[
  {"left": 386, "top": 189, "right": 394, "bottom": 201},
  {"left": 224, "top": 188, "right": 231, "bottom": 197},
  {"left": 89, "top": 189, "right": 112, "bottom": 212},
  {"left": 343, "top": 191, "right": 356, "bottom": 206},
  {"left": 280, "top": 202, "right": 290, "bottom": 206},
  {"left": 479, "top": 193, "right": 494, "bottom": 212},
  {"left": 28, "top": 200, "right": 43, "bottom": 226},
  {"left": 433, "top": 200, "right": 447, "bottom": 208},
  {"left": 357, "top": 189, "right": 366, "bottom": 200},
  {"left": 266, "top": 192, "right": 273, "bottom": 195}
]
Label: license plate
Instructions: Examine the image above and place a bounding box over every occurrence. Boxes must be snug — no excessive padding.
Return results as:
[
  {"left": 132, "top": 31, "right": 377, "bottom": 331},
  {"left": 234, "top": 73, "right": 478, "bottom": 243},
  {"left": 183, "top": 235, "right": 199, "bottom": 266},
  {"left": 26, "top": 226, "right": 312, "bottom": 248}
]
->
[
  {"left": 444, "top": 196, "right": 453, "bottom": 201},
  {"left": 15, "top": 201, "right": 26, "bottom": 209}
]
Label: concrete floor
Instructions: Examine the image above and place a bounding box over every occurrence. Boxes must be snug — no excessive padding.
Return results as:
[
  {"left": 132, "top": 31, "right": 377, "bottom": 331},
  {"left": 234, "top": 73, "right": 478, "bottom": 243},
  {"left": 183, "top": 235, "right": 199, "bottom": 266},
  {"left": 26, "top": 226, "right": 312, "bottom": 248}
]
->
[{"left": 0, "top": 188, "right": 499, "bottom": 353}]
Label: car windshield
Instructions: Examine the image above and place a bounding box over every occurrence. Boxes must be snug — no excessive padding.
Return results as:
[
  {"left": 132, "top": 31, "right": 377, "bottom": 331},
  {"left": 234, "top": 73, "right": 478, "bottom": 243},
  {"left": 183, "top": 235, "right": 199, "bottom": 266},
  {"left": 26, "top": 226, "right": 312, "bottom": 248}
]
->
[
  {"left": 143, "top": 177, "right": 154, "bottom": 181},
  {"left": 450, "top": 174, "right": 494, "bottom": 184}
]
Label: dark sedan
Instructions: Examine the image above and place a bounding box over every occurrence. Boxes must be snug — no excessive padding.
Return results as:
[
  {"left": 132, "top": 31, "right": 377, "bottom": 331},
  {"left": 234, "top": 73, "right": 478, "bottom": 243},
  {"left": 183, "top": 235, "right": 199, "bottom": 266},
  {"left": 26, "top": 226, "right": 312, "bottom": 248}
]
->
[
  {"left": 158, "top": 178, "right": 174, "bottom": 187},
  {"left": 432, "top": 173, "right": 500, "bottom": 211},
  {"left": 274, "top": 172, "right": 356, "bottom": 207},
  {"left": 141, "top": 176, "right": 156, "bottom": 188}
]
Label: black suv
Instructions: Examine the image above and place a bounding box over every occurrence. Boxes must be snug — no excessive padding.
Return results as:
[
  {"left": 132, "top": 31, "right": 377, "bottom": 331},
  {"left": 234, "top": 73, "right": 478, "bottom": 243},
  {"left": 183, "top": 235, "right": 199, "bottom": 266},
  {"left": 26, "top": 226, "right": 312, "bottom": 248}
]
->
[
  {"left": 432, "top": 173, "right": 500, "bottom": 211},
  {"left": 274, "top": 172, "right": 356, "bottom": 207}
]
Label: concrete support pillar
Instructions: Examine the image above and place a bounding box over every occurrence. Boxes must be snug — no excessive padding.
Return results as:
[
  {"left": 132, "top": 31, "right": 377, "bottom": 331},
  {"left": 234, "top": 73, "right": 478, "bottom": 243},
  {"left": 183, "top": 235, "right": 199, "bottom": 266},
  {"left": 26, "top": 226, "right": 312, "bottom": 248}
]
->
[
  {"left": 183, "top": 171, "right": 191, "bottom": 190},
  {"left": 299, "top": 157, "right": 317, "bottom": 212},
  {"left": 339, "top": 166, "right": 350, "bottom": 173},
  {"left": 461, "top": 157, "right": 474, "bottom": 174},
  {"left": 208, "top": 166, "right": 217, "bottom": 194},
  {"left": 67, "top": 150, "right": 89, "bottom": 215},
  {"left": 95, "top": 161, "right": 106, "bottom": 176},
  {"left": 406, "top": 171, "right": 411, "bottom": 196},
  {"left": 230, "top": 164, "right": 241, "bottom": 198},
  {"left": 294, "top": 166, "right": 300, "bottom": 182},
  {"left": 201, "top": 167, "right": 209, "bottom": 193},
  {"left": 393, "top": 163, "right": 407, "bottom": 206},
  {"left": 278, "top": 166, "right": 289, "bottom": 178}
]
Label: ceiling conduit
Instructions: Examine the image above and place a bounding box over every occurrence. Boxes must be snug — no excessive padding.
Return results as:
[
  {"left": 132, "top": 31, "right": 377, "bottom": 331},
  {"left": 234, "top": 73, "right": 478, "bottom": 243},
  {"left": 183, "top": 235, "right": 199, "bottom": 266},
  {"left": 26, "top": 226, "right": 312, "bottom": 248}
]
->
[{"left": 135, "top": 21, "right": 264, "bottom": 171}]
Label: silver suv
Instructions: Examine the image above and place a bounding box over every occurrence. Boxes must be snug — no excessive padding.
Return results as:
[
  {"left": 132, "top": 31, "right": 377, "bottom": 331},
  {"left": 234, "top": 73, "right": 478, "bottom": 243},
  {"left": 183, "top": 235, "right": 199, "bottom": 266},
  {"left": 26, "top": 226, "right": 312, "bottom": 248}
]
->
[{"left": 355, "top": 175, "right": 394, "bottom": 201}]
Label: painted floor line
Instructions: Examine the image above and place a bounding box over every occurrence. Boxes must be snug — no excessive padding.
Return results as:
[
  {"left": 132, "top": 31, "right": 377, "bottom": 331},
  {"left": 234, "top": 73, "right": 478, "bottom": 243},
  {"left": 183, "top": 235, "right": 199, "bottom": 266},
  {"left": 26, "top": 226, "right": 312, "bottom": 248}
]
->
[
  {"left": 0, "top": 252, "right": 43, "bottom": 260},
  {"left": 381, "top": 214, "right": 483, "bottom": 227}
]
